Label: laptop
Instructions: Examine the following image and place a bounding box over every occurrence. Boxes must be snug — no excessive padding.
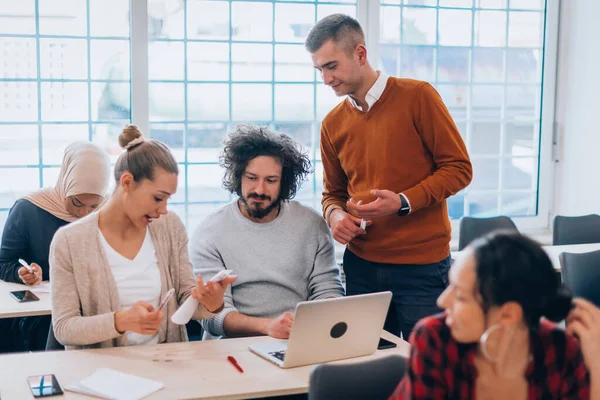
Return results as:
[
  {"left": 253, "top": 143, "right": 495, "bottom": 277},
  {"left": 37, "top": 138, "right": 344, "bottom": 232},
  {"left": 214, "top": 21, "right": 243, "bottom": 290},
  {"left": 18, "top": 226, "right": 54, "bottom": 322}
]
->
[{"left": 248, "top": 291, "right": 392, "bottom": 368}]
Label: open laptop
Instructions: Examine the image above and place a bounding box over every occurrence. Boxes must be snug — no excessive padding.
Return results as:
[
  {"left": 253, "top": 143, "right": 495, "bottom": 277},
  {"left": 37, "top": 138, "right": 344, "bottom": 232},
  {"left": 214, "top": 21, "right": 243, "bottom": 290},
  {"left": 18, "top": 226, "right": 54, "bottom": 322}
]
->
[{"left": 248, "top": 291, "right": 392, "bottom": 368}]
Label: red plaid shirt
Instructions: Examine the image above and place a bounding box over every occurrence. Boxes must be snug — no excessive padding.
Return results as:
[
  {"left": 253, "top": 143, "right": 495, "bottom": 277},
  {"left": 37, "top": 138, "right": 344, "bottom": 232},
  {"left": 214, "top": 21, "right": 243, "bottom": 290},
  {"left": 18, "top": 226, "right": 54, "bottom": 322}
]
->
[{"left": 390, "top": 314, "right": 590, "bottom": 400}]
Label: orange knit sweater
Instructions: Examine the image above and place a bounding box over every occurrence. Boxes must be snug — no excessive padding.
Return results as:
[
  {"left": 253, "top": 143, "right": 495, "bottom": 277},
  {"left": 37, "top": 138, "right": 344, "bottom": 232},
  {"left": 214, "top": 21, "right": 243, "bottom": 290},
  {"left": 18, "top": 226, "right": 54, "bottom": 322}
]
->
[{"left": 320, "top": 78, "right": 473, "bottom": 264}]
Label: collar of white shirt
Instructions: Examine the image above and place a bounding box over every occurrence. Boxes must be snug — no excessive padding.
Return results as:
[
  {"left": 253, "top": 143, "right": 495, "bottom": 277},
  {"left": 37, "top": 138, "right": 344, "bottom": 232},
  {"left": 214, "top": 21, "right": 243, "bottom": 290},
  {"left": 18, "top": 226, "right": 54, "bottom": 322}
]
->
[{"left": 348, "top": 70, "right": 390, "bottom": 112}]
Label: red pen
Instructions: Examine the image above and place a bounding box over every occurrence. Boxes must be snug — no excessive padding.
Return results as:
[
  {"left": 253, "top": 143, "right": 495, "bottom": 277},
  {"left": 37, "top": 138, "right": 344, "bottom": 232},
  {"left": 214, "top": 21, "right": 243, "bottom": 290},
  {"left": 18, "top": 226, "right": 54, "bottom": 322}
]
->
[{"left": 227, "top": 355, "right": 244, "bottom": 373}]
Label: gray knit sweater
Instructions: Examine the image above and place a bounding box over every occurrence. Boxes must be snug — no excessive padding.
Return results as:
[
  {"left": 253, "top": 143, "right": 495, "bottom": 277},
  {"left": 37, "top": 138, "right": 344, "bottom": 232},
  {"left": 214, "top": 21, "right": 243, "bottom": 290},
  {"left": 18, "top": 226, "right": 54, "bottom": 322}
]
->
[{"left": 189, "top": 200, "right": 345, "bottom": 338}]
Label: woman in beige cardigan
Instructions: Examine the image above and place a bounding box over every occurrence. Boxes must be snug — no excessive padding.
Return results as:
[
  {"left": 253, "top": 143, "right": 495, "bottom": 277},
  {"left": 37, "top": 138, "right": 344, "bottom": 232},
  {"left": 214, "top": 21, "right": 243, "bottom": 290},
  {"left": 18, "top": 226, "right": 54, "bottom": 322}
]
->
[{"left": 50, "top": 125, "right": 235, "bottom": 350}]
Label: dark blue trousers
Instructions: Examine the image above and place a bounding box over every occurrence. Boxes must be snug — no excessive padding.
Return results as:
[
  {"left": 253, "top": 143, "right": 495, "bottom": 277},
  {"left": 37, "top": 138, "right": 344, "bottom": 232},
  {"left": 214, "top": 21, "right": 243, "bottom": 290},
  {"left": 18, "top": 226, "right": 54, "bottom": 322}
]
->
[{"left": 343, "top": 249, "right": 451, "bottom": 340}]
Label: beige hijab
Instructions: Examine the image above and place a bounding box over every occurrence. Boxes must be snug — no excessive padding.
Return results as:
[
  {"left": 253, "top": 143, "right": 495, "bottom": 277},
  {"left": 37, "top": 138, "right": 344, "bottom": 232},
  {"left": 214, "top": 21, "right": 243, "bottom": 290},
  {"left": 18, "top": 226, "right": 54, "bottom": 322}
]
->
[{"left": 23, "top": 142, "right": 111, "bottom": 222}]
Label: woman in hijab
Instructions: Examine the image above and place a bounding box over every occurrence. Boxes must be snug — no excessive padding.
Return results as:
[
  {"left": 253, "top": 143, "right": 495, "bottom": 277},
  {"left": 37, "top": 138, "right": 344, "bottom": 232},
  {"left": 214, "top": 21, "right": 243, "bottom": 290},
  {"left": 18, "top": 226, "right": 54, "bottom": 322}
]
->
[{"left": 0, "top": 141, "right": 111, "bottom": 352}]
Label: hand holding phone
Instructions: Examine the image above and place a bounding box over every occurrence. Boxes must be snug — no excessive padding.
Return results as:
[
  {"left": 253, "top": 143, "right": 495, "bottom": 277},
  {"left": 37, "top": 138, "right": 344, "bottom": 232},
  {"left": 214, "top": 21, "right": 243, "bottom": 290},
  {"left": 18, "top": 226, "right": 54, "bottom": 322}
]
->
[
  {"left": 28, "top": 374, "right": 63, "bottom": 397},
  {"left": 10, "top": 290, "right": 40, "bottom": 303}
]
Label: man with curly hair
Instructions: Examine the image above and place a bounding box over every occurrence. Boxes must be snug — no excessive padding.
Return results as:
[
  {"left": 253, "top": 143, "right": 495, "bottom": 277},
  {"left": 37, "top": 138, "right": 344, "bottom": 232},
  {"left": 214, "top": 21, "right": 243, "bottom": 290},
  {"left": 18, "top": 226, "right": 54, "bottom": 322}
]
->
[{"left": 190, "top": 124, "right": 345, "bottom": 340}]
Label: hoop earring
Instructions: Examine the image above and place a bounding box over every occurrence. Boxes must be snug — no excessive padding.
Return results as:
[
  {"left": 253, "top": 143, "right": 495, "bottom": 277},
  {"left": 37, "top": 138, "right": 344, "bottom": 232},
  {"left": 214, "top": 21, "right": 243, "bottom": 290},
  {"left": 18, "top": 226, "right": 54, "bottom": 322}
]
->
[{"left": 479, "top": 324, "right": 501, "bottom": 362}]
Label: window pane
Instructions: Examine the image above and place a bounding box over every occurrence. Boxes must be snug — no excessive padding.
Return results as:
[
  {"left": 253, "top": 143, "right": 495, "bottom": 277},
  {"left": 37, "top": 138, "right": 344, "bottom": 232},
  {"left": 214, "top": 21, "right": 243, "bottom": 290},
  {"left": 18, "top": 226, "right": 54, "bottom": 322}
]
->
[
  {"left": 0, "top": 38, "right": 37, "bottom": 79},
  {"left": 0, "top": 1, "right": 36, "bottom": 35},
  {"left": 187, "top": 123, "right": 229, "bottom": 163},
  {"left": 501, "top": 192, "right": 536, "bottom": 216},
  {"left": 150, "top": 123, "right": 184, "bottom": 163},
  {"left": 506, "top": 85, "right": 540, "bottom": 119},
  {"left": 470, "top": 158, "right": 500, "bottom": 190},
  {"left": 0, "top": 82, "right": 38, "bottom": 122},
  {"left": 505, "top": 122, "right": 538, "bottom": 157},
  {"left": 232, "top": 2, "right": 273, "bottom": 42},
  {"left": 439, "top": 0, "right": 472, "bottom": 7},
  {"left": 187, "top": 164, "right": 230, "bottom": 202},
  {"left": 467, "top": 193, "right": 499, "bottom": 217},
  {"left": 38, "top": 0, "right": 87, "bottom": 36},
  {"left": 274, "top": 122, "right": 314, "bottom": 152},
  {"left": 475, "top": 0, "right": 507, "bottom": 8},
  {"left": 149, "top": 0, "right": 185, "bottom": 40},
  {"left": 438, "top": 47, "right": 469, "bottom": 82},
  {"left": 149, "top": 42, "right": 184, "bottom": 81},
  {"left": 0, "top": 168, "right": 39, "bottom": 208},
  {"left": 232, "top": 44, "right": 273, "bottom": 82},
  {"left": 42, "top": 124, "right": 89, "bottom": 165},
  {"left": 187, "top": 203, "right": 228, "bottom": 232},
  {"left": 187, "top": 42, "right": 229, "bottom": 82},
  {"left": 188, "top": 84, "right": 230, "bottom": 121},
  {"left": 508, "top": 11, "right": 542, "bottom": 47},
  {"left": 472, "top": 48, "right": 504, "bottom": 83},
  {"left": 41, "top": 82, "right": 89, "bottom": 122},
  {"left": 149, "top": 83, "right": 185, "bottom": 121},
  {"left": 506, "top": 49, "right": 541, "bottom": 83},
  {"left": 232, "top": 84, "right": 272, "bottom": 121},
  {"left": 510, "top": 0, "right": 544, "bottom": 10},
  {"left": 474, "top": 11, "right": 507, "bottom": 47},
  {"left": 503, "top": 157, "right": 536, "bottom": 190},
  {"left": 402, "top": 46, "right": 435, "bottom": 82},
  {"left": 89, "top": 0, "right": 130, "bottom": 37},
  {"left": 438, "top": 10, "right": 472, "bottom": 46},
  {"left": 402, "top": 7, "right": 436, "bottom": 45},
  {"left": 317, "top": 5, "right": 356, "bottom": 21},
  {"left": 472, "top": 85, "right": 503, "bottom": 119},
  {"left": 90, "top": 40, "right": 130, "bottom": 80},
  {"left": 187, "top": 0, "right": 230, "bottom": 41},
  {"left": 275, "top": 44, "right": 314, "bottom": 82},
  {"left": 275, "top": 3, "right": 315, "bottom": 43},
  {"left": 93, "top": 82, "right": 130, "bottom": 121},
  {"left": 40, "top": 39, "right": 88, "bottom": 80},
  {"left": 275, "top": 84, "right": 314, "bottom": 121},
  {"left": 471, "top": 122, "right": 501, "bottom": 156},
  {"left": 381, "top": 6, "right": 401, "bottom": 44},
  {"left": 0, "top": 125, "right": 39, "bottom": 166}
]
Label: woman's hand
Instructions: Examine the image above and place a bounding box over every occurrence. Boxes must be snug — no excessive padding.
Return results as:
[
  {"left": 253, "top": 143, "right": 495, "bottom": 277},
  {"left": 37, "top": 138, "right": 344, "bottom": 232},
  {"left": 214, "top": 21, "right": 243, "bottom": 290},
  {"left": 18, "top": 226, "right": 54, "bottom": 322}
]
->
[
  {"left": 114, "top": 301, "right": 162, "bottom": 335},
  {"left": 567, "top": 297, "right": 600, "bottom": 372}
]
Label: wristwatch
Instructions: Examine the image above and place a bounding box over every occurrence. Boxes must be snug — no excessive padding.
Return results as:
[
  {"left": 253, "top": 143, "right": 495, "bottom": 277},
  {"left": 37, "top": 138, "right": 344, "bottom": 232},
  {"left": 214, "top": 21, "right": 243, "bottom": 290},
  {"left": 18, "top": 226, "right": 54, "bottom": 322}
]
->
[{"left": 397, "top": 194, "right": 410, "bottom": 216}]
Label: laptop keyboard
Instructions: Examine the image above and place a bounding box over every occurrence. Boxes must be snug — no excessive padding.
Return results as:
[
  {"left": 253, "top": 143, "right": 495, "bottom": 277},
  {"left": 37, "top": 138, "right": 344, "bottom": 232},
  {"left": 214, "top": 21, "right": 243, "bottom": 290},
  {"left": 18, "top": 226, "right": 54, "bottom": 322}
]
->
[{"left": 269, "top": 350, "right": 286, "bottom": 361}]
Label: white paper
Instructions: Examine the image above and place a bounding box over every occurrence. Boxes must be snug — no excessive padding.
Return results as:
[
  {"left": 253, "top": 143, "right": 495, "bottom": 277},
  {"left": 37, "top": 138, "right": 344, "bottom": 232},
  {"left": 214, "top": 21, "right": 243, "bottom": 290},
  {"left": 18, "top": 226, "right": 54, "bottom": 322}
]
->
[
  {"left": 171, "top": 296, "right": 199, "bottom": 325},
  {"left": 65, "top": 368, "right": 164, "bottom": 400}
]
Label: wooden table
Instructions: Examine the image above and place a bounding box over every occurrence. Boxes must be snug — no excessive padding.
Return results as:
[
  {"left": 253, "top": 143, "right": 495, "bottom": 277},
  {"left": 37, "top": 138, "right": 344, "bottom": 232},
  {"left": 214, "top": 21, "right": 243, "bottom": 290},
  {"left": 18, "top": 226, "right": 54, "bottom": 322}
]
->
[
  {"left": 0, "top": 331, "right": 408, "bottom": 399},
  {"left": 452, "top": 243, "right": 600, "bottom": 271},
  {"left": 0, "top": 280, "right": 52, "bottom": 319}
]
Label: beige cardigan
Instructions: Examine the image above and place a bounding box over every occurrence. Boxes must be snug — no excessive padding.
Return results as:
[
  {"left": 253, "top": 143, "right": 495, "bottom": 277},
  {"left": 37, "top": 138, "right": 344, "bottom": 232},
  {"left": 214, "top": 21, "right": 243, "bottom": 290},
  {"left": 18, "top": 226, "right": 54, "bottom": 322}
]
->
[{"left": 49, "top": 211, "right": 215, "bottom": 350}]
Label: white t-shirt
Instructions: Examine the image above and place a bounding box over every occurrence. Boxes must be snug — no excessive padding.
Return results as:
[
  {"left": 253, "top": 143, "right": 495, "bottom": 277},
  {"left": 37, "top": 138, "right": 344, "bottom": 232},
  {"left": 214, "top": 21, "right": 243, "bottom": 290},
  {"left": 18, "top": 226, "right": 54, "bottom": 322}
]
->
[{"left": 99, "top": 228, "right": 161, "bottom": 346}]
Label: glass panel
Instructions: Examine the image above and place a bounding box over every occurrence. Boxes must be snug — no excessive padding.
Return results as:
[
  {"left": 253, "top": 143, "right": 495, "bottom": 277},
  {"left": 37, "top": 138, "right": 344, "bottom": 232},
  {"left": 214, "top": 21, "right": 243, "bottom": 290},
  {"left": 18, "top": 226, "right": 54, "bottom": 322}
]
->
[
  {"left": 401, "top": 46, "right": 435, "bottom": 82},
  {"left": 274, "top": 84, "right": 314, "bottom": 121},
  {"left": 275, "top": 44, "right": 314, "bottom": 82},
  {"left": 89, "top": 0, "right": 130, "bottom": 37},
  {"left": 472, "top": 48, "right": 504, "bottom": 83},
  {"left": 188, "top": 84, "right": 230, "bottom": 121},
  {"left": 504, "top": 122, "right": 538, "bottom": 157},
  {"left": 274, "top": 122, "right": 313, "bottom": 152},
  {"left": 149, "top": 123, "right": 184, "bottom": 163},
  {"left": 501, "top": 192, "right": 536, "bottom": 216},
  {"left": 187, "top": 0, "right": 230, "bottom": 41},
  {"left": 316, "top": 84, "right": 344, "bottom": 121},
  {"left": 0, "top": 1, "right": 35, "bottom": 35},
  {"left": 506, "top": 49, "right": 541, "bottom": 83},
  {"left": 149, "top": 83, "right": 185, "bottom": 121},
  {"left": 503, "top": 157, "right": 535, "bottom": 190},
  {"left": 232, "top": 43, "right": 273, "bottom": 82},
  {"left": 0, "top": 125, "right": 39, "bottom": 166},
  {"left": 92, "top": 123, "right": 128, "bottom": 162},
  {"left": 274, "top": 3, "right": 315, "bottom": 43},
  {"left": 187, "top": 164, "right": 230, "bottom": 202},
  {"left": 474, "top": 11, "right": 507, "bottom": 47},
  {"left": 505, "top": 85, "right": 539, "bottom": 119},
  {"left": 471, "top": 122, "right": 501, "bottom": 156},
  {"left": 508, "top": 11, "right": 542, "bottom": 47},
  {"left": 171, "top": 165, "right": 185, "bottom": 203},
  {"left": 470, "top": 158, "right": 500, "bottom": 190},
  {"left": 438, "top": 9, "right": 472, "bottom": 46},
  {"left": 0, "top": 38, "right": 37, "bottom": 79},
  {"left": 510, "top": 0, "right": 544, "bottom": 9},
  {"left": 439, "top": 0, "right": 472, "bottom": 7},
  {"left": 41, "top": 82, "right": 88, "bottom": 122},
  {"left": 42, "top": 167, "right": 60, "bottom": 188},
  {"left": 475, "top": 0, "right": 508, "bottom": 8},
  {"left": 148, "top": 0, "right": 185, "bottom": 40},
  {"left": 187, "top": 203, "right": 229, "bottom": 232},
  {"left": 0, "top": 168, "right": 39, "bottom": 208},
  {"left": 232, "top": 2, "right": 273, "bottom": 42},
  {"left": 471, "top": 85, "right": 503, "bottom": 119},
  {"left": 380, "top": 6, "right": 401, "bottom": 44},
  {"left": 232, "top": 84, "right": 272, "bottom": 121},
  {"left": 187, "top": 122, "right": 229, "bottom": 163},
  {"left": 90, "top": 40, "right": 130, "bottom": 80},
  {"left": 402, "top": 7, "right": 437, "bottom": 45},
  {"left": 149, "top": 41, "right": 184, "bottom": 81},
  {"left": 317, "top": 5, "right": 356, "bottom": 21},
  {"left": 436, "top": 84, "right": 468, "bottom": 121},
  {"left": 92, "top": 82, "right": 130, "bottom": 121},
  {"left": 467, "top": 193, "right": 499, "bottom": 217},
  {"left": 40, "top": 39, "right": 88, "bottom": 80},
  {"left": 187, "top": 42, "right": 229, "bottom": 82},
  {"left": 38, "top": 0, "right": 87, "bottom": 36},
  {"left": 437, "top": 47, "right": 469, "bottom": 82},
  {"left": 42, "top": 124, "right": 89, "bottom": 165}
]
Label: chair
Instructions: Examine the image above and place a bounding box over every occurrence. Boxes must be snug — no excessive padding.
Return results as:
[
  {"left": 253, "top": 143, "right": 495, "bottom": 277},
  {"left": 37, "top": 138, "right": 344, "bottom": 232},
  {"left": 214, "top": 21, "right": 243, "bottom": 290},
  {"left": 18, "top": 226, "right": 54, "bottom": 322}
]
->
[
  {"left": 559, "top": 250, "right": 600, "bottom": 307},
  {"left": 458, "top": 216, "right": 519, "bottom": 251},
  {"left": 553, "top": 214, "right": 600, "bottom": 245},
  {"left": 45, "top": 324, "right": 64, "bottom": 351},
  {"left": 308, "top": 355, "right": 406, "bottom": 400}
]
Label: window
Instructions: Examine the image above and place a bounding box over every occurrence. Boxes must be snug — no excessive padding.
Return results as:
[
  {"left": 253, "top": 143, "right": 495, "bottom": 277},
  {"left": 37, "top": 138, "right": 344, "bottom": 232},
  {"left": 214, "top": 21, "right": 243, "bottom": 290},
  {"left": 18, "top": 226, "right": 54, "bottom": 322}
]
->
[
  {"left": 0, "top": 0, "right": 559, "bottom": 235},
  {"left": 0, "top": 0, "right": 131, "bottom": 227},
  {"left": 379, "top": 0, "right": 554, "bottom": 229}
]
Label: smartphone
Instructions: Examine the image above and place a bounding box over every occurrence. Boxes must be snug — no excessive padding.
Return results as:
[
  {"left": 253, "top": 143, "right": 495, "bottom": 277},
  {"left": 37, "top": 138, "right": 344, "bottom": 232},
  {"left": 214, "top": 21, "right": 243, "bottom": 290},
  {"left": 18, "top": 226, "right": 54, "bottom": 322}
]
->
[
  {"left": 377, "top": 337, "right": 397, "bottom": 350},
  {"left": 27, "top": 374, "right": 64, "bottom": 397},
  {"left": 10, "top": 290, "right": 40, "bottom": 302}
]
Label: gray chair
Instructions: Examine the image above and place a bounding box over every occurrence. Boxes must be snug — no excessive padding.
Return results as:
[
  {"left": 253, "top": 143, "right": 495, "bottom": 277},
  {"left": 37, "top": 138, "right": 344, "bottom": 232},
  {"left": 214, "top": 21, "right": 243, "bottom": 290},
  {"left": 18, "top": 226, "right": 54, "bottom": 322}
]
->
[
  {"left": 559, "top": 250, "right": 600, "bottom": 307},
  {"left": 308, "top": 355, "right": 406, "bottom": 400},
  {"left": 45, "top": 324, "right": 64, "bottom": 351},
  {"left": 458, "top": 216, "right": 518, "bottom": 250},
  {"left": 553, "top": 214, "right": 600, "bottom": 245}
]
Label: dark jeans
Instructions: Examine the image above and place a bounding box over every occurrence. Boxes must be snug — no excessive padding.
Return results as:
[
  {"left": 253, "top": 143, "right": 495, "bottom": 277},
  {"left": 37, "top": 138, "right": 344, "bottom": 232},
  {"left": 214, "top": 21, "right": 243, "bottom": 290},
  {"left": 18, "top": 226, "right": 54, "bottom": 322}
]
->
[
  {"left": 0, "top": 315, "right": 51, "bottom": 354},
  {"left": 343, "top": 249, "right": 451, "bottom": 340}
]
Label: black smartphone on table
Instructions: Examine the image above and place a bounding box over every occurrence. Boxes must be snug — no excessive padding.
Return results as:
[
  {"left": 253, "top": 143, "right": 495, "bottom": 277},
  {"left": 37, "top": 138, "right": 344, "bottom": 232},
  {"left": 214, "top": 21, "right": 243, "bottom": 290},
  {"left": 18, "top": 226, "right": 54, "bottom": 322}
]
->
[
  {"left": 378, "top": 337, "right": 398, "bottom": 350},
  {"left": 10, "top": 290, "right": 40, "bottom": 302},
  {"left": 27, "top": 374, "right": 64, "bottom": 397}
]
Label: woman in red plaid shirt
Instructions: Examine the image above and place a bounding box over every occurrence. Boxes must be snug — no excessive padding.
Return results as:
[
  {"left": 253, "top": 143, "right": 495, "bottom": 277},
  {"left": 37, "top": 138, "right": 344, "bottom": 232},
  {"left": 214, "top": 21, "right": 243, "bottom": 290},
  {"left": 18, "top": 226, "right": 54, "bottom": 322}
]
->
[{"left": 391, "top": 231, "right": 590, "bottom": 400}]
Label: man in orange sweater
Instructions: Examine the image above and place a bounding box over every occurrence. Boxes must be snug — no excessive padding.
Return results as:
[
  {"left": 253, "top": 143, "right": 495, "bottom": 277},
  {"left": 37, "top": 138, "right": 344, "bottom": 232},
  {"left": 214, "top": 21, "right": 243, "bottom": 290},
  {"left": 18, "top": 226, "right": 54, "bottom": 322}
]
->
[{"left": 305, "top": 14, "right": 473, "bottom": 339}]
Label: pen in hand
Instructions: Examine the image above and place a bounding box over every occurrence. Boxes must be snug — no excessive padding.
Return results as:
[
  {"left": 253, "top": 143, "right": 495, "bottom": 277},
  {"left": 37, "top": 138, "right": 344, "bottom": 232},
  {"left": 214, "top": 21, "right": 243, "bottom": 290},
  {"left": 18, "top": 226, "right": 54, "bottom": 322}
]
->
[
  {"left": 18, "top": 258, "right": 35, "bottom": 275},
  {"left": 227, "top": 356, "right": 244, "bottom": 373}
]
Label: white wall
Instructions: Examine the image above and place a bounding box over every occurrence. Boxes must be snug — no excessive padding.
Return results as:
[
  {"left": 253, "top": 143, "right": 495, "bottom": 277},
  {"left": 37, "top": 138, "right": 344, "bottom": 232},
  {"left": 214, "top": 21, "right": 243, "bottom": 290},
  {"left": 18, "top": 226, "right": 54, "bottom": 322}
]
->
[{"left": 553, "top": 0, "right": 600, "bottom": 216}]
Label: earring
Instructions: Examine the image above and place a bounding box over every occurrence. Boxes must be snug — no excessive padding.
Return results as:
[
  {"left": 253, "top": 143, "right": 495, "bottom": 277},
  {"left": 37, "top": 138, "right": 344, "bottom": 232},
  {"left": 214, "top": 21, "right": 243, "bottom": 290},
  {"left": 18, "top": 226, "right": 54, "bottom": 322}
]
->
[{"left": 479, "top": 324, "right": 502, "bottom": 362}]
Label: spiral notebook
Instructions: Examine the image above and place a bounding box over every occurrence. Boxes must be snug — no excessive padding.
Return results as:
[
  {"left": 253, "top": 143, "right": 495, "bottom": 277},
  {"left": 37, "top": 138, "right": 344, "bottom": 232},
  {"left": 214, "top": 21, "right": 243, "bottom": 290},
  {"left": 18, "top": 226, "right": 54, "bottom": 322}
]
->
[{"left": 65, "top": 368, "right": 164, "bottom": 400}]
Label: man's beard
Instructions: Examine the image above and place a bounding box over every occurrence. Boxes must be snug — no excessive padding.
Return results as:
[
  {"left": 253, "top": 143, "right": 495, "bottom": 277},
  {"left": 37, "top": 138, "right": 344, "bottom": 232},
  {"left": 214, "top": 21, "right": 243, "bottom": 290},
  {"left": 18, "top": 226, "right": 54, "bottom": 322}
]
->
[{"left": 240, "top": 193, "right": 281, "bottom": 220}]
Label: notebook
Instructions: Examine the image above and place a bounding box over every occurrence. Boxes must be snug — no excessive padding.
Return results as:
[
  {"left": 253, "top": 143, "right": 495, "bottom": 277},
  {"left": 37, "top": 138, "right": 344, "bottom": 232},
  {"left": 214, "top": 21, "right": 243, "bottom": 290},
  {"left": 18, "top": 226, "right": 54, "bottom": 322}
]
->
[{"left": 65, "top": 368, "right": 164, "bottom": 400}]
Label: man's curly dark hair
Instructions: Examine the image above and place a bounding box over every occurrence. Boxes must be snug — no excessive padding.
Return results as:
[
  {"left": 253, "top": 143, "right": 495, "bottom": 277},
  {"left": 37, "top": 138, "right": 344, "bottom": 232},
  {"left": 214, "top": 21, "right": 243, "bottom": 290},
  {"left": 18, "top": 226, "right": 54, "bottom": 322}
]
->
[{"left": 220, "top": 124, "right": 313, "bottom": 201}]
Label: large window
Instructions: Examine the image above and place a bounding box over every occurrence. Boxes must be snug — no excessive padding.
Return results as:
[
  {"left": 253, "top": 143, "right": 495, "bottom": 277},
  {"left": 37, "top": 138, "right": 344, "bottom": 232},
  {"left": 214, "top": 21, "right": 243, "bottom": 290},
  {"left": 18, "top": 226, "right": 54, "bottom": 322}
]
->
[
  {"left": 379, "top": 0, "right": 551, "bottom": 224},
  {"left": 0, "top": 0, "right": 559, "bottom": 235}
]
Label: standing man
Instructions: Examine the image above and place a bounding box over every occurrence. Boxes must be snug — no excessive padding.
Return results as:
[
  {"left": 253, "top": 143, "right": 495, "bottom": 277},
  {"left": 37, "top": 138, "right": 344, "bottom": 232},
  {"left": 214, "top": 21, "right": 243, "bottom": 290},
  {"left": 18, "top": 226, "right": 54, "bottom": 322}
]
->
[{"left": 305, "top": 14, "right": 472, "bottom": 339}]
